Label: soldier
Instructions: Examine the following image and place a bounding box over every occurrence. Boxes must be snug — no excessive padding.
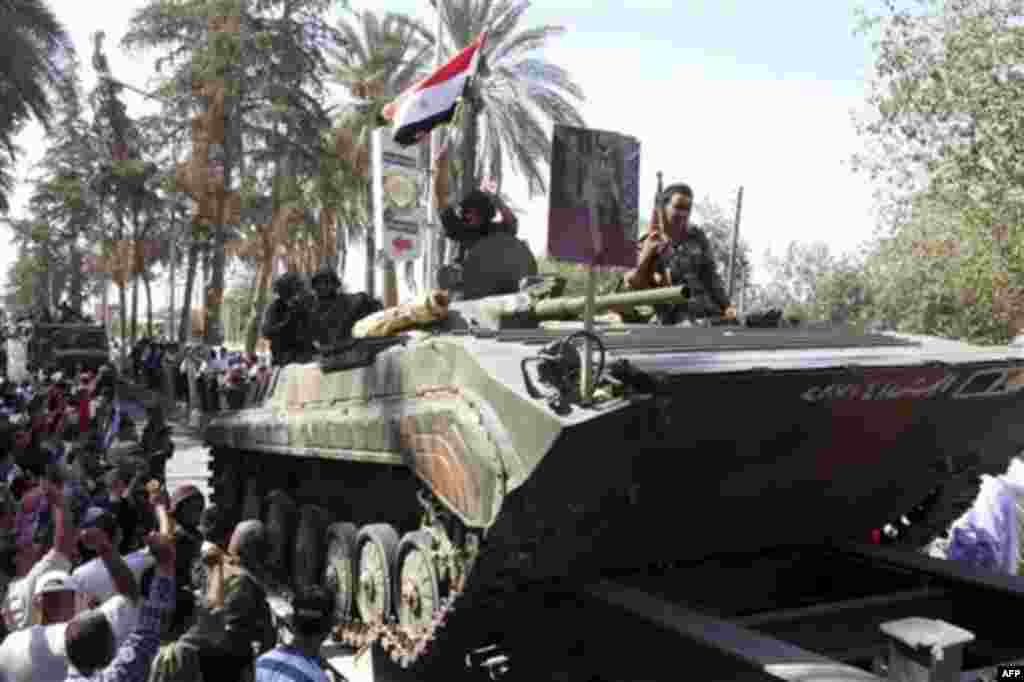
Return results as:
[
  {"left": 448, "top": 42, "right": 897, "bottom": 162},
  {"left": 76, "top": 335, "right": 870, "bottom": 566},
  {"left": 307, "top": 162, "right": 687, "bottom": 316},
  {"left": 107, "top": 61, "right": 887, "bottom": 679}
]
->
[
  {"left": 310, "top": 267, "right": 383, "bottom": 350},
  {"left": 262, "top": 273, "right": 314, "bottom": 366},
  {"left": 622, "top": 182, "right": 737, "bottom": 324},
  {"left": 433, "top": 143, "right": 518, "bottom": 264}
]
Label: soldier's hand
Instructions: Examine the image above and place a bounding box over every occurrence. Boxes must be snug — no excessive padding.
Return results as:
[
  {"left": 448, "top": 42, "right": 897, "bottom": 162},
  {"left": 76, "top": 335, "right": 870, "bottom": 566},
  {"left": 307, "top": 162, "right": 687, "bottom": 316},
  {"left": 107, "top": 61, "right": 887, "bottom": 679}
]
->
[
  {"left": 649, "top": 205, "right": 665, "bottom": 234},
  {"left": 723, "top": 305, "right": 738, "bottom": 320},
  {"left": 640, "top": 230, "right": 669, "bottom": 263}
]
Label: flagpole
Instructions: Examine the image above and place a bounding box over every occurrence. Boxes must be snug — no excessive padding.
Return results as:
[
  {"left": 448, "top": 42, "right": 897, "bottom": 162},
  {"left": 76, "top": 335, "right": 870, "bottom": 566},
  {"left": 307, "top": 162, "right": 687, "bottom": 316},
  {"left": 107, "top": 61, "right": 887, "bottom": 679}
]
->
[{"left": 426, "top": 0, "right": 444, "bottom": 290}]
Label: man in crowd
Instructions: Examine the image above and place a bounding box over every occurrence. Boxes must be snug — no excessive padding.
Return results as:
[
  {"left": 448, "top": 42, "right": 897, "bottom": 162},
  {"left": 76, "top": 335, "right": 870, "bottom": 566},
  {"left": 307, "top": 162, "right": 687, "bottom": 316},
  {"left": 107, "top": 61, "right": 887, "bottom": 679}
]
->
[
  {"left": 63, "top": 507, "right": 176, "bottom": 681},
  {"left": 2, "top": 478, "right": 75, "bottom": 634},
  {"left": 254, "top": 585, "right": 333, "bottom": 682}
]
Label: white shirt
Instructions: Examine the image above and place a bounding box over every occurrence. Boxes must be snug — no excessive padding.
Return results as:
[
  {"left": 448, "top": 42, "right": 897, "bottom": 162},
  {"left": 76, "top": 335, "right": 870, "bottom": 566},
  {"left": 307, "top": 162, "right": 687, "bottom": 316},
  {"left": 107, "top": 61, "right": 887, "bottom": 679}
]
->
[
  {"left": 0, "top": 594, "right": 139, "bottom": 682},
  {"left": 72, "top": 549, "right": 154, "bottom": 609},
  {"left": 2, "top": 550, "right": 71, "bottom": 633}
]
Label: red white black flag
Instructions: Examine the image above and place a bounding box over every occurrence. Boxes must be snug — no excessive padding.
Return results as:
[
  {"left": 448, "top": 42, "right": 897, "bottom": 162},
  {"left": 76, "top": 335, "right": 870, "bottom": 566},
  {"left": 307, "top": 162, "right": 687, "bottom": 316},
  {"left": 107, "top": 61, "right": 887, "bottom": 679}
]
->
[{"left": 381, "top": 31, "right": 488, "bottom": 147}]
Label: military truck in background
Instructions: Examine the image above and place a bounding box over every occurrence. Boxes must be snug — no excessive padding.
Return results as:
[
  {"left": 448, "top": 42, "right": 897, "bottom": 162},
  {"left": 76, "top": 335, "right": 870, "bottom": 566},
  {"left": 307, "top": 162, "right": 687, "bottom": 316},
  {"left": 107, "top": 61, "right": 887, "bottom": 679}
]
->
[{"left": 26, "top": 323, "right": 111, "bottom": 375}]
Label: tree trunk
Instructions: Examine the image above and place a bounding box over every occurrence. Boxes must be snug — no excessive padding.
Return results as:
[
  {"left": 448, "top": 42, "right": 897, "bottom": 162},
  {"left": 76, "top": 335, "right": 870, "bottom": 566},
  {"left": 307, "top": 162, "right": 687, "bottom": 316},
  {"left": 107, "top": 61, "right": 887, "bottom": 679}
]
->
[
  {"left": 143, "top": 272, "right": 153, "bottom": 337},
  {"left": 179, "top": 240, "right": 199, "bottom": 345},
  {"left": 337, "top": 218, "right": 348, "bottom": 287},
  {"left": 365, "top": 132, "right": 376, "bottom": 299},
  {"left": 459, "top": 95, "right": 480, "bottom": 209},
  {"left": 118, "top": 282, "right": 127, "bottom": 367},
  {"left": 245, "top": 255, "right": 272, "bottom": 353},
  {"left": 130, "top": 273, "right": 139, "bottom": 345},
  {"left": 205, "top": 222, "right": 227, "bottom": 347},
  {"left": 130, "top": 210, "right": 140, "bottom": 345},
  {"left": 69, "top": 243, "right": 83, "bottom": 313}
]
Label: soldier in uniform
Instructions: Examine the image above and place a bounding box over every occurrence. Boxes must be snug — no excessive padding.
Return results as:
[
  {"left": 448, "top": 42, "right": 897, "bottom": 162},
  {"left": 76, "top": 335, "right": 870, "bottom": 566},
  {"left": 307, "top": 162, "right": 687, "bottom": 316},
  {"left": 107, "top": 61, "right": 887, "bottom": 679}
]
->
[
  {"left": 309, "top": 267, "right": 383, "bottom": 350},
  {"left": 262, "top": 273, "right": 314, "bottom": 366},
  {"left": 622, "top": 182, "right": 737, "bottom": 324},
  {"left": 433, "top": 144, "right": 518, "bottom": 264}
]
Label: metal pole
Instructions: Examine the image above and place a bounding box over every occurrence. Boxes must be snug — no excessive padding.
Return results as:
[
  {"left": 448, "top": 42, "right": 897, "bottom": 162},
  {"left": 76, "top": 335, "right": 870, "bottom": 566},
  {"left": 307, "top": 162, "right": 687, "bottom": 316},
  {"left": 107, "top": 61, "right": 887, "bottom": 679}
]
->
[
  {"left": 425, "top": 0, "right": 444, "bottom": 291},
  {"left": 728, "top": 186, "right": 744, "bottom": 301}
]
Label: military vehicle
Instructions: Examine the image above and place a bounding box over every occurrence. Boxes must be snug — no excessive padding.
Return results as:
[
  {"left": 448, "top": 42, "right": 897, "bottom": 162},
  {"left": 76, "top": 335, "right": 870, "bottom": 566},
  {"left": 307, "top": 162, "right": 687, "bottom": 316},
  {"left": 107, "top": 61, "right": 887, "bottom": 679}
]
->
[
  {"left": 26, "top": 323, "right": 111, "bottom": 375},
  {"left": 203, "top": 261, "right": 1024, "bottom": 671}
]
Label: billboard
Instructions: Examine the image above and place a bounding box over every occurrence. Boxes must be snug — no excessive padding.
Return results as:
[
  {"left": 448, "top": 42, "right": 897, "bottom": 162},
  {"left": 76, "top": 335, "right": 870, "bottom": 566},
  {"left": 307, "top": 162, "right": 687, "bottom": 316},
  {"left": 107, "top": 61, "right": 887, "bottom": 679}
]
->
[
  {"left": 546, "top": 125, "right": 640, "bottom": 268},
  {"left": 372, "top": 128, "right": 426, "bottom": 262}
]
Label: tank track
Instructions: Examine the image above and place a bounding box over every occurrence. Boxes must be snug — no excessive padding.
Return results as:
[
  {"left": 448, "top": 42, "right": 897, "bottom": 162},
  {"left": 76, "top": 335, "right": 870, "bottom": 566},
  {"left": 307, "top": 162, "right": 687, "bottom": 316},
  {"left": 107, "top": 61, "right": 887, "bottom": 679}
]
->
[{"left": 206, "top": 447, "right": 482, "bottom": 673}]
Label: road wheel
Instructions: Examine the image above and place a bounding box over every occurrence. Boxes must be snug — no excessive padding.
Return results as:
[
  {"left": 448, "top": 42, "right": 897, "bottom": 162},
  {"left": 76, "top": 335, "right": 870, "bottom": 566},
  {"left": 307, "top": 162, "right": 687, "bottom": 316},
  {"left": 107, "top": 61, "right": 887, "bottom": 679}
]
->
[
  {"left": 293, "top": 505, "right": 329, "bottom": 591},
  {"left": 324, "top": 522, "right": 359, "bottom": 624},
  {"left": 264, "top": 489, "right": 297, "bottom": 586},
  {"left": 396, "top": 530, "right": 442, "bottom": 636},
  {"left": 355, "top": 523, "right": 400, "bottom": 624}
]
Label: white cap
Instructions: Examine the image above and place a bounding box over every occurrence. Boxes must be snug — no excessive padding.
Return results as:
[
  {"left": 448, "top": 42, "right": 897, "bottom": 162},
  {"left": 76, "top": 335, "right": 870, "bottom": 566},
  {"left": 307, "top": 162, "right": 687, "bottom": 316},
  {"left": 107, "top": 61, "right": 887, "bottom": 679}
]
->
[{"left": 35, "top": 570, "right": 78, "bottom": 595}]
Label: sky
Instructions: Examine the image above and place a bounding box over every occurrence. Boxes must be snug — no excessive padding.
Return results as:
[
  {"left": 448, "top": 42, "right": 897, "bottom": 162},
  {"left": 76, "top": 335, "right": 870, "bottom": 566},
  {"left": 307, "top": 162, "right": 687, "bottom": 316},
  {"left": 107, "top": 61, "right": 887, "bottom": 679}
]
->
[{"left": 2, "top": 0, "right": 887, "bottom": 311}]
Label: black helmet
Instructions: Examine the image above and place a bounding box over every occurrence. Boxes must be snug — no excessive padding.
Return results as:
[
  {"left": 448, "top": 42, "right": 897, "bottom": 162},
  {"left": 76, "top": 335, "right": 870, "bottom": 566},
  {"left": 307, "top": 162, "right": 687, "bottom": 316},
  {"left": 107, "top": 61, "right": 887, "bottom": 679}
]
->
[
  {"left": 273, "top": 272, "right": 305, "bottom": 298},
  {"left": 311, "top": 267, "right": 341, "bottom": 289}
]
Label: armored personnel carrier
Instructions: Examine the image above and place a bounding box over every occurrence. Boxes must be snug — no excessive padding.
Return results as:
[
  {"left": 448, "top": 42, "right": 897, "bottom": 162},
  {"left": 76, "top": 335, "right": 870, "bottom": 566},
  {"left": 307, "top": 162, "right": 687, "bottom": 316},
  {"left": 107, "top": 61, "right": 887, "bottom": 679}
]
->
[{"left": 203, "top": 267, "right": 1024, "bottom": 669}]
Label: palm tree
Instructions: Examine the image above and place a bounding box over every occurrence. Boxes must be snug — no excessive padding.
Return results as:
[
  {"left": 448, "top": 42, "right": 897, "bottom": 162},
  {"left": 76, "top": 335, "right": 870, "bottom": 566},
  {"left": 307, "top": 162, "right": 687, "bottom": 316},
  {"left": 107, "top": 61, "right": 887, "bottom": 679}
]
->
[
  {"left": 433, "top": 0, "right": 585, "bottom": 198},
  {"left": 330, "top": 9, "right": 433, "bottom": 297},
  {"left": 0, "top": 0, "right": 74, "bottom": 159}
]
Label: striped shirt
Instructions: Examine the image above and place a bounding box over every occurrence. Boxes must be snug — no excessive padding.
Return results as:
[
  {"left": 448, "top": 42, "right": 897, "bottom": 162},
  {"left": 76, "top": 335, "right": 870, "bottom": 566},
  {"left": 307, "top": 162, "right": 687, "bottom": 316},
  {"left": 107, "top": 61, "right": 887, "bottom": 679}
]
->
[{"left": 254, "top": 646, "right": 329, "bottom": 682}]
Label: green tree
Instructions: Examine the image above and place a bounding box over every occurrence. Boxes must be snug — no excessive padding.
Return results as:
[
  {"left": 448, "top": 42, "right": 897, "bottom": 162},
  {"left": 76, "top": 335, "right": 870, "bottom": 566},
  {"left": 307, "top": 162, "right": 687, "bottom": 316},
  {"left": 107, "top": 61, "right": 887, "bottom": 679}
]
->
[
  {"left": 535, "top": 257, "right": 624, "bottom": 299},
  {"left": 853, "top": 0, "right": 1024, "bottom": 221},
  {"left": 0, "top": 0, "right": 74, "bottom": 211},
  {"left": 331, "top": 8, "right": 433, "bottom": 297},
  {"left": 851, "top": 1, "right": 1024, "bottom": 342},
  {"left": 124, "top": 0, "right": 346, "bottom": 345},
  {"left": 433, "top": 0, "right": 585, "bottom": 198},
  {"left": 692, "top": 194, "right": 752, "bottom": 304}
]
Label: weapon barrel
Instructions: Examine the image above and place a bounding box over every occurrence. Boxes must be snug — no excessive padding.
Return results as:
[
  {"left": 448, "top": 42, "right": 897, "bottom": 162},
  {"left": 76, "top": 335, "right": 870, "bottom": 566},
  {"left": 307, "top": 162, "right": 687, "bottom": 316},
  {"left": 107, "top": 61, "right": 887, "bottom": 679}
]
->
[{"left": 529, "top": 285, "right": 688, "bottom": 319}]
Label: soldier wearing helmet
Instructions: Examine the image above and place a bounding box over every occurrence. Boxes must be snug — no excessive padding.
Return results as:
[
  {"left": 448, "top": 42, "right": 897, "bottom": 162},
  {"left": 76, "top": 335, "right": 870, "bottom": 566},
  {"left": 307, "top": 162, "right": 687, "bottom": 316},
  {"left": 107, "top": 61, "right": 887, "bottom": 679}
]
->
[
  {"left": 262, "top": 273, "right": 314, "bottom": 366},
  {"left": 310, "top": 267, "right": 382, "bottom": 350}
]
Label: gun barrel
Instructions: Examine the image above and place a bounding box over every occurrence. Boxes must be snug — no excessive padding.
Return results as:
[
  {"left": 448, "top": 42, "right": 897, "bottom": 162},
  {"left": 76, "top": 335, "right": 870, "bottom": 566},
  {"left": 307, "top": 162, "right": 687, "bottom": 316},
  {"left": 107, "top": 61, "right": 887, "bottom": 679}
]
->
[{"left": 529, "top": 285, "right": 688, "bottom": 319}]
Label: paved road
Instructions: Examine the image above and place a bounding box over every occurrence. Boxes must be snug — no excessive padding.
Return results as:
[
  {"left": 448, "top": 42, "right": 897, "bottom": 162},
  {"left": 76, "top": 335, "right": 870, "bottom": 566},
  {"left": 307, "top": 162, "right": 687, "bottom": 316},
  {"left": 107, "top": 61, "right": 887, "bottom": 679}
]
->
[
  {"left": 164, "top": 422, "right": 213, "bottom": 502},
  {"left": 115, "top": 382, "right": 212, "bottom": 501}
]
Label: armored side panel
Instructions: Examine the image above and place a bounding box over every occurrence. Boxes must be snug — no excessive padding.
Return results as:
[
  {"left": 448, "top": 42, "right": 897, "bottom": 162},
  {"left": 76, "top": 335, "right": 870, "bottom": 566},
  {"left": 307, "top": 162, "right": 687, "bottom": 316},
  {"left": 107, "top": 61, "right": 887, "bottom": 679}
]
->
[{"left": 203, "top": 307, "right": 1024, "bottom": 670}]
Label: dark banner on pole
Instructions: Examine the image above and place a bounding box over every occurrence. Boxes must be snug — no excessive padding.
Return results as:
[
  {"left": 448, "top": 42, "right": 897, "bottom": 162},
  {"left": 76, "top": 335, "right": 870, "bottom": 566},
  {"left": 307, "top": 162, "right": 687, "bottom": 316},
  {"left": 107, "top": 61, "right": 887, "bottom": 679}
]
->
[{"left": 546, "top": 125, "right": 640, "bottom": 268}]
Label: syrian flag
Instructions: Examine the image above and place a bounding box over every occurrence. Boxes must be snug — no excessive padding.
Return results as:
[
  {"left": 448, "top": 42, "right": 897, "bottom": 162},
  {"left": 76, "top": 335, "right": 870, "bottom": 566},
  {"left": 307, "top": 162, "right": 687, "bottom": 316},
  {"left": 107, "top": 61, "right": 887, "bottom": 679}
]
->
[{"left": 382, "top": 31, "right": 488, "bottom": 147}]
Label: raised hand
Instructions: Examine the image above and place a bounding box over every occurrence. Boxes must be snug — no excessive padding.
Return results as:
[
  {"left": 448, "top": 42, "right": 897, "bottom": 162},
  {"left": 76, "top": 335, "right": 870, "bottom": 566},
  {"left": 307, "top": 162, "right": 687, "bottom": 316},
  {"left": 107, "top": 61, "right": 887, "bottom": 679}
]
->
[
  {"left": 480, "top": 177, "right": 498, "bottom": 195},
  {"left": 145, "top": 530, "right": 176, "bottom": 570},
  {"left": 80, "top": 526, "right": 114, "bottom": 556}
]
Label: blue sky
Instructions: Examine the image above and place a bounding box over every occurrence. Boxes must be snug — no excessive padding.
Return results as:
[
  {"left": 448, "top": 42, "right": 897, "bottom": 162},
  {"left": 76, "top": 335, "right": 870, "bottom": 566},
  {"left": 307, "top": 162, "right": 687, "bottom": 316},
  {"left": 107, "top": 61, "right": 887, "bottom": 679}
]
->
[{"left": 3, "top": 0, "right": 888, "bottom": 305}]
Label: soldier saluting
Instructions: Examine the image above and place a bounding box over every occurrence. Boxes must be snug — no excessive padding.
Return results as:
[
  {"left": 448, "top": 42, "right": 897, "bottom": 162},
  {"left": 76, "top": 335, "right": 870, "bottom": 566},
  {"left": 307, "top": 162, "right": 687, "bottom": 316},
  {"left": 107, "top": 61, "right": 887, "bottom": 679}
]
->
[{"left": 622, "top": 181, "right": 737, "bottom": 324}]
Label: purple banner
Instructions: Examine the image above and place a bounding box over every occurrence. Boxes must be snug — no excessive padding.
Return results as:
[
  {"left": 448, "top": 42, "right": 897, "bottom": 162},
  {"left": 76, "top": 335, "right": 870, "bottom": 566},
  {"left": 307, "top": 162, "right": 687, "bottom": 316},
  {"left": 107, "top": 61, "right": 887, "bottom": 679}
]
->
[{"left": 546, "top": 125, "right": 640, "bottom": 267}]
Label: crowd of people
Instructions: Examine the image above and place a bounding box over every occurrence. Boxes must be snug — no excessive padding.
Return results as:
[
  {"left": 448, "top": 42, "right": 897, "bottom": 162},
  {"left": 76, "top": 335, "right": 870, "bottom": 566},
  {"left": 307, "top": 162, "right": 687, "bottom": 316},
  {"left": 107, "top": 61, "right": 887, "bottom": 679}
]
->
[
  {"left": 127, "top": 339, "right": 272, "bottom": 414},
  {"left": 0, "top": 366, "right": 338, "bottom": 681}
]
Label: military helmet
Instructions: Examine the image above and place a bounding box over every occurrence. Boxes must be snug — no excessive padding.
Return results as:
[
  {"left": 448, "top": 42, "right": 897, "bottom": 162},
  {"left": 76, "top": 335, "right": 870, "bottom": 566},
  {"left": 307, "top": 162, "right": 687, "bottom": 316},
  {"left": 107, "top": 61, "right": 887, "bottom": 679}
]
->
[
  {"left": 311, "top": 267, "right": 341, "bottom": 289},
  {"left": 273, "top": 272, "right": 305, "bottom": 298}
]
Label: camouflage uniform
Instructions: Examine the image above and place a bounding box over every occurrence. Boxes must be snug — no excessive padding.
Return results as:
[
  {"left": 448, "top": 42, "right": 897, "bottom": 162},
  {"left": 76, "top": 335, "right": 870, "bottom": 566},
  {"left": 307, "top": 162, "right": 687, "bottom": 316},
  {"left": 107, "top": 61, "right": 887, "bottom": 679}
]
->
[
  {"left": 262, "top": 273, "right": 314, "bottom": 366},
  {"left": 310, "top": 268, "right": 383, "bottom": 349},
  {"left": 649, "top": 226, "right": 731, "bottom": 324}
]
